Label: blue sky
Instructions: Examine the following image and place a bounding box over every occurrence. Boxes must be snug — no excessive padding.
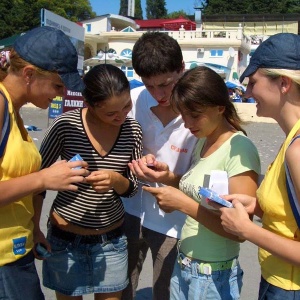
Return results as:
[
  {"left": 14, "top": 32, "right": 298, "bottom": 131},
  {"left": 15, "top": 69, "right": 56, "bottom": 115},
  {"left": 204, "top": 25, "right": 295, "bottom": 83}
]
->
[{"left": 89, "top": 0, "right": 201, "bottom": 18}]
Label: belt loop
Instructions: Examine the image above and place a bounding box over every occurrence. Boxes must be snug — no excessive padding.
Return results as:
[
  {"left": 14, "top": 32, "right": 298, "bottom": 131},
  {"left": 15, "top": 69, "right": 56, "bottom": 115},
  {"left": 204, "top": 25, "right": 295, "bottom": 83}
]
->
[
  {"left": 177, "top": 253, "right": 191, "bottom": 269},
  {"left": 198, "top": 263, "right": 212, "bottom": 275},
  {"left": 231, "top": 258, "right": 238, "bottom": 270},
  {"left": 178, "top": 254, "right": 191, "bottom": 268},
  {"left": 102, "top": 233, "right": 108, "bottom": 243},
  {"left": 177, "top": 253, "right": 182, "bottom": 266},
  {"left": 176, "top": 241, "right": 181, "bottom": 266},
  {"left": 182, "top": 256, "right": 191, "bottom": 268}
]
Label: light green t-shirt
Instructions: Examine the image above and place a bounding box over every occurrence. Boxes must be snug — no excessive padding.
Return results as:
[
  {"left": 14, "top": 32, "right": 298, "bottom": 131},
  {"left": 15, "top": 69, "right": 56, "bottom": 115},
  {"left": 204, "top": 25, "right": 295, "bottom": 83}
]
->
[{"left": 179, "top": 132, "right": 261, "bottom": 262}]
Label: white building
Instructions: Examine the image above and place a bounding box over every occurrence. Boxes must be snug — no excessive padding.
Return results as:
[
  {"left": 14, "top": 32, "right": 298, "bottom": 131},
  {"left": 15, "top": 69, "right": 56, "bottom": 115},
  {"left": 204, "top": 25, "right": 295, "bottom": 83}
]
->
[{"left": 82, "top": 14, "right": 251, "bottom": 82}]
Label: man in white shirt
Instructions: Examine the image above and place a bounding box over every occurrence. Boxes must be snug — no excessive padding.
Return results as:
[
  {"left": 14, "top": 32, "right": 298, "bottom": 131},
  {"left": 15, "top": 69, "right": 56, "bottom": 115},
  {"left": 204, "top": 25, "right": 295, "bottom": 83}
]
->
[{"left": 122, "top": 32, "right": 197, "bottom": 300}]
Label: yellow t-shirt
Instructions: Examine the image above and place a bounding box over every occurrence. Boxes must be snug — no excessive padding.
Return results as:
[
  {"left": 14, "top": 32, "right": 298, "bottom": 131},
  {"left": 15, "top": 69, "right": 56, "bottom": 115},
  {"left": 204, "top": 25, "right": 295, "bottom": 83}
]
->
[
  {"left": 257, "top": 118, "right": 300, "bottom": 290},
  {"left": 0, "top": 83, "right": 41, "bottom": 266}
]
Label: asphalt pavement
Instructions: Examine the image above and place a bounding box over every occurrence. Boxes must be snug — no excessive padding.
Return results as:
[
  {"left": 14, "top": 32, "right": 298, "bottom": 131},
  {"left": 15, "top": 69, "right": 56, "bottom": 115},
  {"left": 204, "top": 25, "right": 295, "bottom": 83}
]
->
[{"left": 21, "top": 106, "right": 285, "bottom": 300}]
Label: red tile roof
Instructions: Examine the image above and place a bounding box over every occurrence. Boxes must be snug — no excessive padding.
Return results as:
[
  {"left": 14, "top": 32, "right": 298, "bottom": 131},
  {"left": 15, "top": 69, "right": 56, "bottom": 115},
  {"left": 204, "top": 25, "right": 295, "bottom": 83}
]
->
[{"left": 136, "top": 17, "right": 195, "bottom": 30}]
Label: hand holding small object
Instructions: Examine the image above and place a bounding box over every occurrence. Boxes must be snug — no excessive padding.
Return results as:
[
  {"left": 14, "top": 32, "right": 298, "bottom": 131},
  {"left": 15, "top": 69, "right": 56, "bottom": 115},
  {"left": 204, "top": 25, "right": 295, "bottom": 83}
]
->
[{"left": 198, "top": 187, "right": 233, "bottom": 208}]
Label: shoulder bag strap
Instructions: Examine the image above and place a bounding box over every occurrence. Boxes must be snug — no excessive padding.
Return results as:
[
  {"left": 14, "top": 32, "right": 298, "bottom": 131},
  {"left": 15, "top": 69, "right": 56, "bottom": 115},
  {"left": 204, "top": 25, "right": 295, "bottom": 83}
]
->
[
  {"left": 0, "top": 91, "right": 10, "bottom": 157},
  {"left": 285, "top": 135, "right": 300, "bottom": 228}
]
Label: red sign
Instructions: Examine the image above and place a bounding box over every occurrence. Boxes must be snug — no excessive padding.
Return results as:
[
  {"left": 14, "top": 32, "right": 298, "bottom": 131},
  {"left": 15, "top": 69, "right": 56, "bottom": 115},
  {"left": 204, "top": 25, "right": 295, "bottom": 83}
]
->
[{"left": 62, "top": 89, "right": 85, "bottom": 113}]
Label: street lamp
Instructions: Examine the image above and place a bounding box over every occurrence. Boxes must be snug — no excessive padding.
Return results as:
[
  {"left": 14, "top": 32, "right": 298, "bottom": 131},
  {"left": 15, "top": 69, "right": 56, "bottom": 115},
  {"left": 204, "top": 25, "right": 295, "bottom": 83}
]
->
[{"left": 97, "top": 46, "right": 114, "bottom": 64}]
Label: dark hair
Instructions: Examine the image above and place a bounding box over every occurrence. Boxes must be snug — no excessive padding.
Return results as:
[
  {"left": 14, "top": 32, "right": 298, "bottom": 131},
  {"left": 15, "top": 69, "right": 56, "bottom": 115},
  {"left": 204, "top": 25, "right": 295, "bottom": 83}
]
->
[
  {"left": 132, "top": 32, "right": 183, "bottom": 78},
  {"left": 171, "top": 66, "right": 246, "bottom": 135},
  {"left": 82, "top": 64, "right": 130, "bottom": 107}
]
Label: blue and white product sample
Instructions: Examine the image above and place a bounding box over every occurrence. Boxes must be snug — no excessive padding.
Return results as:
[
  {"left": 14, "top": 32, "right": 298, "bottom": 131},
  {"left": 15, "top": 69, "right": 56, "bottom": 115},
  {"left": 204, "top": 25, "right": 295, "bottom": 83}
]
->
[
  {"left": 36, "top": 243, "right": 51, "bottom": 258},
  {"left": 69, "top": 154, "right": 83, "bottom": 169},
  {"left": 198, "top": 187, "right": 233, "bottom": 208}
]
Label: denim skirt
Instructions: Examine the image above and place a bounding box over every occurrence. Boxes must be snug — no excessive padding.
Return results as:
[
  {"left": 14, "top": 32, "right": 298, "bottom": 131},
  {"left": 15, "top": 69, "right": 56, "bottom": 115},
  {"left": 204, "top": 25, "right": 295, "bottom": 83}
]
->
[{"left": 42, "top": 224, "right": 128, "bottom": 296}]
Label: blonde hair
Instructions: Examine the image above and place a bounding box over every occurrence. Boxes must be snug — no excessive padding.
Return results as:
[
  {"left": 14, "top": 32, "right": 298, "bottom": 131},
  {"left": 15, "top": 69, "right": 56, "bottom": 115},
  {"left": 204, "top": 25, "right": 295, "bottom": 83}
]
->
[
  {"left": 0, "top": 49, "right": 57, "bottom": 81},
  {"left": 260, "top": 68, "right": 300, "bottom": 88}
]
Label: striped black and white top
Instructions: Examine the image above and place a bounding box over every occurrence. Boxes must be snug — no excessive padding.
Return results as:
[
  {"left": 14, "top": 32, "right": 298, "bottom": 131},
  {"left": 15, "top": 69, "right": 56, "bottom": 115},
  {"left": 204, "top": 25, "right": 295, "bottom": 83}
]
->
[{"left": 40, "top": 108, "right": 143, "bottom": 229}]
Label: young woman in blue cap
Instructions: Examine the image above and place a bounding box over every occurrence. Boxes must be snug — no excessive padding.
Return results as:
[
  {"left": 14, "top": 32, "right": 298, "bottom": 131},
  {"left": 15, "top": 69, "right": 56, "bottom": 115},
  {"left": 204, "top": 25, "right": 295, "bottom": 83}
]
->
[
  {"left": 0, "top": 26, "right": 88, "bottom": 300},
  {"left": 218, "top": 33, "right": 300, "bottom": 299}
]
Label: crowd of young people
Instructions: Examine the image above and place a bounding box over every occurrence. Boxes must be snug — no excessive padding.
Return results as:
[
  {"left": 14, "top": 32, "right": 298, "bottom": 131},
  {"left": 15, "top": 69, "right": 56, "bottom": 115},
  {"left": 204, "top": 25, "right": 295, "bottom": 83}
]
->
[{"left": 1, "top": 25, "right": 300, "bottom": 300}]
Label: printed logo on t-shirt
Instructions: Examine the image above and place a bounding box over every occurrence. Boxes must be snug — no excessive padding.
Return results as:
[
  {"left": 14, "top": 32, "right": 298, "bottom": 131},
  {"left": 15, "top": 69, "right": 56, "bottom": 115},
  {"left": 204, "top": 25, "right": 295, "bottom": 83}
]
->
[
  {"left": 179, "top": 170, "right": 201, "bottom": 201},
  {"left": 12, "top": 236, "right": 27, "bottom": 255},
  {"left": 170, "top": 145, "right": 188, "bottom": 153}
]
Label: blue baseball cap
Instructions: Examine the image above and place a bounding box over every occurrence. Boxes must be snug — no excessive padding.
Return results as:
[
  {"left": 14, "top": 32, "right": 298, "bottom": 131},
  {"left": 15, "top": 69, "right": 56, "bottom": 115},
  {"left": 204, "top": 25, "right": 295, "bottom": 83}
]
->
[
  {"left": 240, "top": 33, "right": 300, "bottom": 83},
  {"left": 14, "top": 26, "right": 85, "bottom": 92}
]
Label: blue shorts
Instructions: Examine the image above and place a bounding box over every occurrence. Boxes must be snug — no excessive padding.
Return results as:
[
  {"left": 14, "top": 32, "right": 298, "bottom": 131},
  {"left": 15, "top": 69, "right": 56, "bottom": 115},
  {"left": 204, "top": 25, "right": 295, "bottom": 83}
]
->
[
  {"left": 43, "top": 224, "right": 128, "bottom": 296},
  {"left": 259, "top": 276, "right": 300, "bottom": 300},
  {"left": 170, "top": 253, "right": 243, "bottom": 300},
  {"left": 0, "top": 251, "right": 45, "bottom": 300}
]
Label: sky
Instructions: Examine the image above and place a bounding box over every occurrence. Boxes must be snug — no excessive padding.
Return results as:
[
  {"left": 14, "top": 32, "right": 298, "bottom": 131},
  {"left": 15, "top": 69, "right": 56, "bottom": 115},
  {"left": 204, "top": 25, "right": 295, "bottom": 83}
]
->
[{"left": 89, "top": 0, "right": 201, "bottom": 19}]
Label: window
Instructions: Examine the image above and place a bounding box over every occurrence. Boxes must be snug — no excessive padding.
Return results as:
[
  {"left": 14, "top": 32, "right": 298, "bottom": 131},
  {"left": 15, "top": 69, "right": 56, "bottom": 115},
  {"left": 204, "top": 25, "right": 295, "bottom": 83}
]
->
[
  {"left": 108, "top": 48, "right": 117, "bottom": 54},
  {"left": 121, "top": 66, "right": 134, "bottom": 78},
  {"left": 86, "top": 24, "right": 91, "bottom": 32},
  {"left": 210, "top": 49, "right": 223, "bottom": 57},
  {"left": 120, "top": 49, "right": 132, "bottom": 58}
]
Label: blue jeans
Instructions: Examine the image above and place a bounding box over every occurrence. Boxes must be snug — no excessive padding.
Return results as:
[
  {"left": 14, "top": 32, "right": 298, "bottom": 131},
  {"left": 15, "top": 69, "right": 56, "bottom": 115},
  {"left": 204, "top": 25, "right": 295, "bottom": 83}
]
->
[
  {"left": 43, "top": 224, "right": 128, "bottom": 296},
  {"left": 0, "top": 251, "right": 44, "bottom": 300},
  {"left": 259, "top": 277, "right": 300, "bottom": 300},
  {"left": 170, "top": 255, "right": 243, "bottom": 300}
]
